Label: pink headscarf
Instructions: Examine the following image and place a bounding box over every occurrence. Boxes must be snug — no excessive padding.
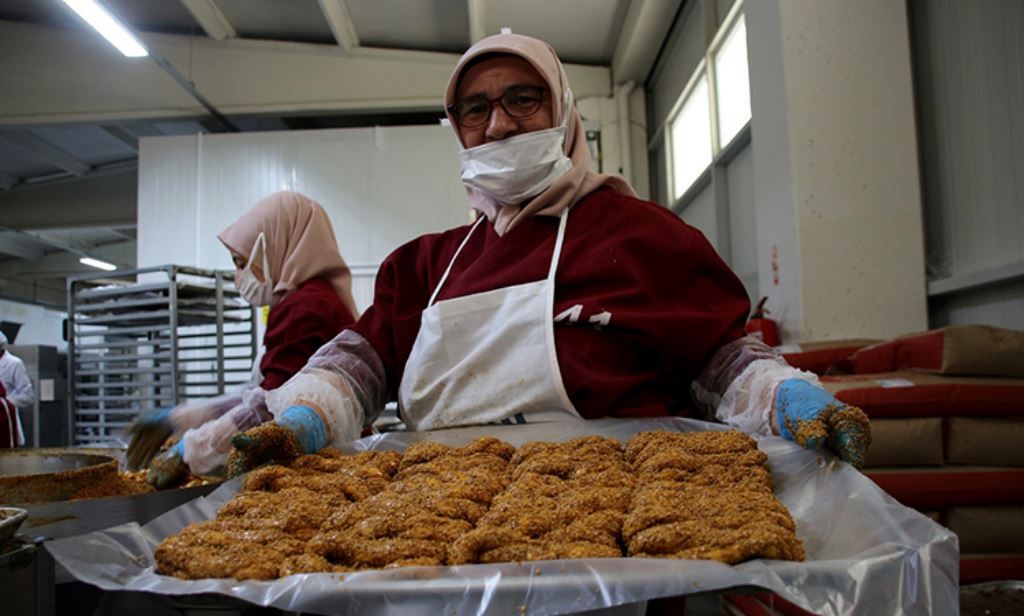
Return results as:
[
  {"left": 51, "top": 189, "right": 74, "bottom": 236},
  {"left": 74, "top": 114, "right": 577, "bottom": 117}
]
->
[
  {"left": 445, "top": 32, "right": 636, "bottom": 235},
  {"left": 217, "top": 191, "right": 359, "bottom": 316}
]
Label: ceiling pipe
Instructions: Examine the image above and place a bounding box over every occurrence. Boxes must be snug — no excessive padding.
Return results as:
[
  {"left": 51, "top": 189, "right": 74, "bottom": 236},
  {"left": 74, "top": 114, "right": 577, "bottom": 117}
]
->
[
  {"left": 149, "top": 52, "right": 240, "bottom": 132},
  {"left": 468, "top": 0, "right": 487, "bottom": 44},
  {"left": 611, "top": 0, "right": 679, "bottom": 84}
]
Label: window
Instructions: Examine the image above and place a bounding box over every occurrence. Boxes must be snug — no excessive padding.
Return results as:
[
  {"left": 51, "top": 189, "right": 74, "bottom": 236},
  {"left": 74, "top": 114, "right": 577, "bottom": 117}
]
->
[
  {"left": 665, "top": 4, "right": 751, "bottom": 199},
  {"left": 669, "top": 74, "right": 712, "bottom": 200},
  {"left": 713, "top": 15, "right": 751, "bottom": 148}
]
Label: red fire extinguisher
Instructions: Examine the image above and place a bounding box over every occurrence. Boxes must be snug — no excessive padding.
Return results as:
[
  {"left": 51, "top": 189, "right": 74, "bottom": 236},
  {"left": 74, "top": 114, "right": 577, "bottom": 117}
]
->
[{"left": 745, "top": 296, "right": 780, "bottom": 347}]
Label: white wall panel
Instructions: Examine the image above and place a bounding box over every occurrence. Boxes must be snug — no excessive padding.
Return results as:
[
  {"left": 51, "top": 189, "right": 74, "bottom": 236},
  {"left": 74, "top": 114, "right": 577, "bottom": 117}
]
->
[
  {"left": 912, "top": 0, "right": 1024, "bottom": 280},
  {"left": 726, "top": 145, "right": 757, "bottom": 303},
  {"left": 138, "top": 125, "right": 469, "bottom": 314},
  {"left": 678, "top": 185, "right": 717, "bottom": 252},
  {"left": 931, "top": 281, "right": 1024, "bottom": 331},
  {"left": 138, "top": 136, "right": 200, "bottom": 271}
]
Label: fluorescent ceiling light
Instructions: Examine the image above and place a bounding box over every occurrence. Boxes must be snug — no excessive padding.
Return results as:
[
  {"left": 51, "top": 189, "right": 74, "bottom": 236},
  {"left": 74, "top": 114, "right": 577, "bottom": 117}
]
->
[
  {"left": 80, "top": 257, "right": 117, "bottom": 271},
  {"left": 62, "top": 0, "right": 148, "bottom": 58}
]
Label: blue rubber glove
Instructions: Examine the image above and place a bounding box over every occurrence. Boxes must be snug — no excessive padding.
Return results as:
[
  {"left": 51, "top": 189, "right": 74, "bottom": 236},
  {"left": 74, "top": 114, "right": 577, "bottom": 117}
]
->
[
  {"left": 775, "top": 379, "right": 871, "bottom": 468},
  {"left": 228, "top": 406, "right": 328, "bottom": 476},
  {"left": 147, "top": 441, "right": 190, "bottom": 489},
  {"left": 126, "top": 406, "right": 175, "bottom": 470}
]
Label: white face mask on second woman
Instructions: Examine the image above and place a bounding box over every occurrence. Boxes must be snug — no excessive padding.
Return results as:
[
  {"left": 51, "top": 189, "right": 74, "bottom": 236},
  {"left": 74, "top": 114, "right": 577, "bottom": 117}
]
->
[
  {"left": 235, "top": 232, "right": 275, "bottom": 307},
  {"left": 458, "top": 90, "right": 574, "bottom": 206}
]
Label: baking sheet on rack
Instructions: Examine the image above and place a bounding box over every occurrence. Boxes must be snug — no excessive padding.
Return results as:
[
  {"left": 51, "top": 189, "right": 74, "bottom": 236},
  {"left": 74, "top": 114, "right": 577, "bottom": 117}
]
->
[{"left": 45, "top": 417, "right": 959, "bottom": 615}]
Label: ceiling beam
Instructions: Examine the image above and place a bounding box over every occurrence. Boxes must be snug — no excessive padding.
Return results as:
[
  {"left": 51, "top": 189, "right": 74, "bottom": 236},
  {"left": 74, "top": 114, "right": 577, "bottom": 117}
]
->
[
  {"left": 148, "top": 51, "right": 240, "bottom": 132},
  {"left": 105, "top": 227, "right": 136, "bottom": 241},
  {"left": 468, "top": 0, "right": 487, "bottom": 44},
  {"left": 0, "top": 171, "right": 17, "bottom": 191},
  {"left": 102, "top": 125, "right": 139, "bottom": 152},
  {"left": 23, "top": 229, "right": 97, "bottom": 254},
  {"left": 179, "top": 0, "right": 237, "bottom": 41},
  {"left": 13, "top": 158, "right": 136, "bottom": 192},
  {"left": 122, "top": 123, "right": 163, "bottom": 138},
  {"left": 0, "top": 167, "right": 136, "bottom": 230},
  {"left": 0, "top": 240, "right": 135, "bottom": 279},
  {"left": 0, "top": 22, "right": 612, "bottom": 125},
  {"left": 0, "top": 276, "right": 67, "bottom": 309},
  {"left": 0, "top": 231, "right": 46, "bottom": 260},
  {"left": 316, "top": 0, "right": 359, "bottom": 52},
  {"left": 1, "top": 130, "right": 91, "bottom": 177},
  {"left": 0, "top": 252, "right": 97, "bottom": 279}
]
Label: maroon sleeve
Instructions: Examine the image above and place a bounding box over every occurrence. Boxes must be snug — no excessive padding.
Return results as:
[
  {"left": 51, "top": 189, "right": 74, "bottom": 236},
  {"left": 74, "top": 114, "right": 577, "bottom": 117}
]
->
[
  {"left": 550, "top": 192, "right": 752, "bottom": 419},
  {"left": 259, "top": 279, "right": 357, "bottom": 391},
  {"left": 349, "top": 230, "right": 466, "bottom": 398}
]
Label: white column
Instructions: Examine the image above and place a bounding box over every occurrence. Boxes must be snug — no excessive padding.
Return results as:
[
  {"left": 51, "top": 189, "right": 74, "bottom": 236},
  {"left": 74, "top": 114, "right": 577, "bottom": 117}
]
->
[{"left": 746, "top": 0, "right": 928, "bottom": 342}]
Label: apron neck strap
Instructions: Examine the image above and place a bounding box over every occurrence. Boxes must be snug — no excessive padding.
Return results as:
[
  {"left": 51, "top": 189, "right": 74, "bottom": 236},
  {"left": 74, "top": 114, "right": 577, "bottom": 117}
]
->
[
  {"left": 429, "top": 216, "right": 486, "bottom": 306},
  {"left": 547, "top": 207, "right": 570, "bottom": 281},
  {"left": 428, "top": 208, "right": 571, "bottom": 307}
]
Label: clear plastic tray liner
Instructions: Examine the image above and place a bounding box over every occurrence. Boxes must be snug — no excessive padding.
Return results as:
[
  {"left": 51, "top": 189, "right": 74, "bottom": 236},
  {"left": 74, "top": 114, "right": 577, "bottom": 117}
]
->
[{"left": 45, "top": 418, "right": 959, "bottom": 615}]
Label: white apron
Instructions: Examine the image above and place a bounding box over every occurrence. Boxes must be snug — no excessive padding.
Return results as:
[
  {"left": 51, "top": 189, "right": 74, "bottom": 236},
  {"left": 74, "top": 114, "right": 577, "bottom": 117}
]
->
[{"left": 398, "top": 209, "right": 581, "bottom": 430}]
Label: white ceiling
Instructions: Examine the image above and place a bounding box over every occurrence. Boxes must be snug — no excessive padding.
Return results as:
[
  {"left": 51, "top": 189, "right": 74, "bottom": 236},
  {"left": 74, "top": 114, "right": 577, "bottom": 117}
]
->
[{"left": 0, "top": 0, "right": 680, "bottom": 307}]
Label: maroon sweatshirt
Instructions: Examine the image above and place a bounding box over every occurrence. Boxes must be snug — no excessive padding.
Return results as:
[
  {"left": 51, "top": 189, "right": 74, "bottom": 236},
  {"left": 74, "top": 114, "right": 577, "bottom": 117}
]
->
[{"left": 351, "top": 188, "right": 750, "bottom": 419}]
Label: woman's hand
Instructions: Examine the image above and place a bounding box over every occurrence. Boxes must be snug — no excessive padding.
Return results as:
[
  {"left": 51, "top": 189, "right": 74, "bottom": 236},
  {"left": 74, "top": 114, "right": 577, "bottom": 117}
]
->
[{"left": 774, "top": 379, "right": 872, "bottom": 468}]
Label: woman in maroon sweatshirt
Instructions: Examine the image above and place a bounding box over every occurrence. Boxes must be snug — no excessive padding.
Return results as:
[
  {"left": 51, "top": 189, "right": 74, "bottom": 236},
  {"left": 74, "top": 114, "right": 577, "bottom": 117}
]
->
[
  {"left": 130, "top": 191, "right": 358, "bottom": 487},
  {"left": 233, "top": 33, "right": 869, "bottom": 473}
]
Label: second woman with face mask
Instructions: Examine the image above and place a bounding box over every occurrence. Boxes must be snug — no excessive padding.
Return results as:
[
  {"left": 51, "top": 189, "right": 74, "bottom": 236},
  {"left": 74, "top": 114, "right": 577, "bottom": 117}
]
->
[{"left": 127, "top": 190, "right": 359, "bottom": 488}]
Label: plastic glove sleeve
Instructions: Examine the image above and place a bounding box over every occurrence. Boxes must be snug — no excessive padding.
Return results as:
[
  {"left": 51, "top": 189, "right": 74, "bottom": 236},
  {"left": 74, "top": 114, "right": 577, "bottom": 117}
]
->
[
  {"left": 692, "top": 336, "right": 819, "bottom": 436},
  {"left": 181, "top": 388, "right": 269, "bottom": 475},
  {"left": 265, "top": 368, "right": 363, "bottom": 447},
  {"left": 167, "top": 392, "right": 244, "bottom": 432},
  {"left": 266, "top": 329, "right": 386, "bottom": 447}
]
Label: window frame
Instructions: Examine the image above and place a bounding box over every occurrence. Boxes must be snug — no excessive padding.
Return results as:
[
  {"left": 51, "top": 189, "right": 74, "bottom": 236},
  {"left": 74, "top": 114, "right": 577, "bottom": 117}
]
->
[{"left": 659, "top": 0, "right": 751, "bottom": 205}]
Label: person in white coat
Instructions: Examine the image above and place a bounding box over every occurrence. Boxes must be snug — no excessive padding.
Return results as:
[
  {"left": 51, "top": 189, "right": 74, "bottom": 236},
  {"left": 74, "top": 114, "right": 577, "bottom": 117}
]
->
[{"left": 0, "top": 331, "right": 35, "bottom": 447}]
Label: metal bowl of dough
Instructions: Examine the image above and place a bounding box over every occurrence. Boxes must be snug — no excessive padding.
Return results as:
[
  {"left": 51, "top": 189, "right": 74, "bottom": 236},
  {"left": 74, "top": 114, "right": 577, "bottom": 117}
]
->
[
  {"left": 0, "top": 506, "right": 28, "bottom": 544},
  {"left": 0, "top": 448, "right": 222, "bottom": 547},
  {"left": 0, "top": 449, "right": 119, "bottom": 505}
]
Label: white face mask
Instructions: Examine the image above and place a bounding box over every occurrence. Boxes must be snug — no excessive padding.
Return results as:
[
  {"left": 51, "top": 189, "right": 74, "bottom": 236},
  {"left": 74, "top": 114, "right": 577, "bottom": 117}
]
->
[
  {"left": 459, "top": 90, "right": 574, "bottom": 205},
  {"left": 235, "top": 232, "right": 275, "bottom": 307}
]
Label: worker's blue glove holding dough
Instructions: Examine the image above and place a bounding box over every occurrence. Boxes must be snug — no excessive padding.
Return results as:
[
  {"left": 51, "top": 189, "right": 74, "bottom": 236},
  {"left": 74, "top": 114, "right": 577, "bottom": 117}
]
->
[
  {"left": 147, "top": 440, "right": 190, "bottom": 489},
  {"left": 774, "top": 379, "right": 871, "bottom": 469},
  {"left": 228, "top": 405, "right": 328, "bottom": 476},
  {"left": 127, "top": 406, "right": 175, "bottom": 470}
]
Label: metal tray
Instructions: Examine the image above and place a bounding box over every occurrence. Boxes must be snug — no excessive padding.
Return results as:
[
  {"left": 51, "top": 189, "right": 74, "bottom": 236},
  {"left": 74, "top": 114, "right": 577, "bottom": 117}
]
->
[{"left": 45, "top": 418, "right": 960, "bottom": 616}]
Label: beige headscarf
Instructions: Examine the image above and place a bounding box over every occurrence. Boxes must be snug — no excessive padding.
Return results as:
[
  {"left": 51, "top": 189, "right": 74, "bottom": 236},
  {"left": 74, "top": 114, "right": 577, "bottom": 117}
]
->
[
  {"left": 445, "top": 32, "right": 636, "bottom": 235},
  {"left": 218, "top": 191, "right": 359, "bottom": 316}
]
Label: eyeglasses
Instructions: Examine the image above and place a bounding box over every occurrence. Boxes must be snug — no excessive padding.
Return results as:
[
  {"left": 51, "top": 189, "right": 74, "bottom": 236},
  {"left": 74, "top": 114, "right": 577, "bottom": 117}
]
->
[{"left": 448, "top": 85, "right": 548, "bottom": 128}]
